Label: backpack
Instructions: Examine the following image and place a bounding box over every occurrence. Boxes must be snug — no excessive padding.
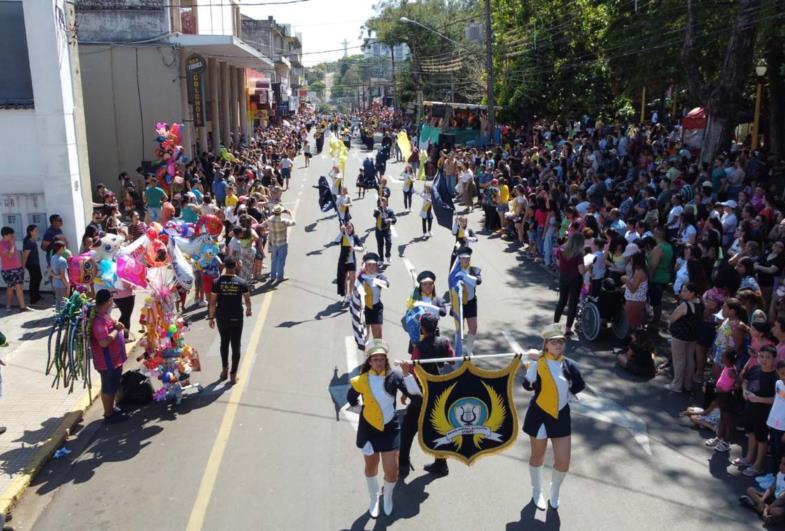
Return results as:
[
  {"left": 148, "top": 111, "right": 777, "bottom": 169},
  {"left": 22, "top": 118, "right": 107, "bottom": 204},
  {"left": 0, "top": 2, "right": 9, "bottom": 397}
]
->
[{"left": 117, "top": 370, "right": 154, "bottom": 406}]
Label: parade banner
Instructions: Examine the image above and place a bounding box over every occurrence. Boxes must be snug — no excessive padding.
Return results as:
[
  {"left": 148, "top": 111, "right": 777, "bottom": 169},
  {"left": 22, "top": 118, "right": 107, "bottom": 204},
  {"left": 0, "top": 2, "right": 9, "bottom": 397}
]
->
[
  {"left": 416, "top": 357, "right": 521, "bottom": 464},
  {"left": 350, "top": 279, "right": 367, "bottom": 351},
  {"left": 431, "top": 173, "right": 455, "bottom": 230}
]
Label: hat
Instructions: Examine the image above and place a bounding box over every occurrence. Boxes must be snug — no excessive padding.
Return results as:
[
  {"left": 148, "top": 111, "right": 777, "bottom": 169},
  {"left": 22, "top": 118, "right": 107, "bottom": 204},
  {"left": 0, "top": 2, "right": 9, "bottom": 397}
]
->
[
  {"left": 541, "top": 324, "right": 566, "bottom": 341},
  {"left": 417, "top": 270, "right": 435, "bottom": 284},
  {"left": 363, "top": 252, "right": 380, "bottom": 264},
  {"left": 623, "top": 243, "right": 640, "bottom": 257},
  {"left": 456, "top": 246, "right": 473, "bottom": 259},
  {"left": 701, "top": 181, "right": 713, "bottom": 189},
  {"left": 420, "top": 313, "right": 439, "bottom": 335},
  {"left": 720, "top": 200, "right": 738, "bottom": 209},
  {"left": 365, "top": 339, "right": 389, "bottom": 357},
  {"left": 272, "top": 205, "right": 283, "bottom": 214}
]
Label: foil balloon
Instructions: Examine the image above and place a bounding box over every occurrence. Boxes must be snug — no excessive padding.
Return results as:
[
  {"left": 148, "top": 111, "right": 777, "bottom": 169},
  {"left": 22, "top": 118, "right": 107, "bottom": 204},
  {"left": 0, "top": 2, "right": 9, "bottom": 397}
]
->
[
  {"left": 67, "top": 253, "right": 97, "bottom": 286},
  {"left": 196, "top": 241, "right": 220, "bottom": 268},
  {"left": 145, "top": 239, "right": 170, "bottom": 268},
  {"left": 117, "top": 234, "right": 149, "bottom": 259},
  {"left": 173, "top": 233, "right": 210, "bottom": 257},
  {"left": 116, "top": 254, "right": 148, "bottom": 288},
  {"left": 94, "top": 234, "right": 124, "bottom": 261},
  {"left": 94, "top": 259, "right": 118, "bottom": 291},
  {"left": 196, "top": 215, "right": 223, "bottom": 237},
  {"left": 168, "top": 239, "right": 194, "bottom": 290}
]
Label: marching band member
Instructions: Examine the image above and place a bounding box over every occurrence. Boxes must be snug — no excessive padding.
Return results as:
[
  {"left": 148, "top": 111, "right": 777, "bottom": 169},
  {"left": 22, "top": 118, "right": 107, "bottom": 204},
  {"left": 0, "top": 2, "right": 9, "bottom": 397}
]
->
[
  {"left": 336, "top": 186, "right": 353, "bottom": 226},
  {"left": 347, "top": 339, "right": 412, "bottom": 518},
  {"left": 450, "top": 215, "right": 478, "bottom": 268},
  {"left": 419, "top": 184, "right": 434, "bottom": 238},
  {"left": 450, "top": 247, "right": 482, "bottom": 355},
  {"left": 399, "top": 314, "right": 454, "bottom": 479},
  {"left": 522, "top": 324, "right": 585, "bottom": 511},
  {"left": 372, "top": 197, "right": 397, "bottom": 266},
  {"left": 334, "top": 222, "right": 363, "bottom": 303},
  {"left": 405, "top": 270, "right": 448, "bottom": 352},
  {"left": 358, "top": 252, "right": 389, "bottom": 339},
  {"left": 402, "top": 165, "right": 415, "bottom": 211}
]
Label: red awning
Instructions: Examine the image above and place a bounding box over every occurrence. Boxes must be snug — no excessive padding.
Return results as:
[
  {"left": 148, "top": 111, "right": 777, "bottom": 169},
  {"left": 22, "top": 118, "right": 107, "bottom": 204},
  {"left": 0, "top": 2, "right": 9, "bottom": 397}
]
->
[{"left": 682, "top": 107, "right": 706, "bottom": 130}]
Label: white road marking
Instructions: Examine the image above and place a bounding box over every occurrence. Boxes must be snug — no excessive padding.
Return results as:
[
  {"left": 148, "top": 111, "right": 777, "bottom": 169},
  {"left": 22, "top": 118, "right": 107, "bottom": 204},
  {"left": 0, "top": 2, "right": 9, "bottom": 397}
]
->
[
  {"left": 571, "top": 389, "right": 652, "bottom": 456},
  {"left": 502, "top": 330, "right": 524, "bottom": 354},
  {"left": 402, "top": 258, "right": 417, "bottom": 285},
  {"left": 297, "top": 190, "right": 303, "bottom": 196},
  {"left": 340, "top": 336, "right": 361, "bottom": 430},
  {"left": 390, "top": 225, "right": 398, "bottom": 239}
]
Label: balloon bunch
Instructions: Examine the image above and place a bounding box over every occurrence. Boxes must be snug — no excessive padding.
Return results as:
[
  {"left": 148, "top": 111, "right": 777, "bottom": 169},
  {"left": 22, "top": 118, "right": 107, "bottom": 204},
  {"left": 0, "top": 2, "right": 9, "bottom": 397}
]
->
[
  {"left": 138, "top": 273, "right": 201, "bottom": 403},
  {"left": 46, "top": 291, "right": 93, "bottom": 393},
  {"left": 152, "top": 122, "right": 187, "bottom": 190}
]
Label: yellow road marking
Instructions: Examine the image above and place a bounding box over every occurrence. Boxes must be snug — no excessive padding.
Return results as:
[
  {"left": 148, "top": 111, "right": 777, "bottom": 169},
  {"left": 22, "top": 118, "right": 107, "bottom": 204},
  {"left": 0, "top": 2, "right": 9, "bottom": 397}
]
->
[{"left": 186, "top": 290, "right": 274, "bottom": 531}]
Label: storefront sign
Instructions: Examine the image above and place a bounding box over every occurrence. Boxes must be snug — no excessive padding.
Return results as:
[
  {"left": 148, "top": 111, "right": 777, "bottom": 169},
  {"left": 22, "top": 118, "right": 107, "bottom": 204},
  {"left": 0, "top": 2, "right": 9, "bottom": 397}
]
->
[{"left": 186, "top": 54, "right": 207, "bottom": 127}]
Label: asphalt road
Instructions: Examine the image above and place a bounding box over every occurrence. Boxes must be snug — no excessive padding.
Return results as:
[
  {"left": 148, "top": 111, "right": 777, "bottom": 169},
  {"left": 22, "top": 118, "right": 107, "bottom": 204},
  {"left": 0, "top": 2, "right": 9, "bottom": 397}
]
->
[{"left": 13, "top": 139, "right": 760, "bottom": 530}]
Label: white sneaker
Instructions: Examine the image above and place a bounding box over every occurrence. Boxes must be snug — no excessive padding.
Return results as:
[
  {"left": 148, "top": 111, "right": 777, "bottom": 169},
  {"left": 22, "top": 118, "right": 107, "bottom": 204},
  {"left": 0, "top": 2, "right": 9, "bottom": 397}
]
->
[
  {"left": 704, "top": 437, "right": 720, "bottom": 447},
  {"left": 714, "top": 441, "right": 730, "bottom": 453}
]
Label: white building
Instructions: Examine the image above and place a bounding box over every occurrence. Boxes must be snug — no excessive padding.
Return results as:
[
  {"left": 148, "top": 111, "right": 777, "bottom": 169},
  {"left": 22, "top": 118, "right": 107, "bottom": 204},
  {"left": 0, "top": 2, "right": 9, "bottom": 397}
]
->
[
  {"left": 363, "top": 39, "right": 410, "bottom": 61},
  {"left": 0, "top": 0, "right": 91, "bottom": 272}
]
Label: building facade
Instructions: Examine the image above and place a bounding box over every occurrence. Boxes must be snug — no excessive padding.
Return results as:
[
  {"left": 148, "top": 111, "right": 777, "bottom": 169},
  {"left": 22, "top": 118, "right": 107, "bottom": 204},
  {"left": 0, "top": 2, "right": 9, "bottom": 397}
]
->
[
  {"left": 76, "top": 0, "right": 273, "bottom": 195},
  {"left": 0, "top": 0, "right": 91, "bottom": 279}
]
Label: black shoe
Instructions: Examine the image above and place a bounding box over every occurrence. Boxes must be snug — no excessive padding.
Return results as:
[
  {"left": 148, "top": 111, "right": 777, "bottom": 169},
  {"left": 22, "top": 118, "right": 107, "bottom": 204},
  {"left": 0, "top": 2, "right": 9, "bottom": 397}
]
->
[
  {"left": 0, "top": 427, "right": 6, "bottom": 435},
  {"left": 424, "top": 462, "right": 449, "bottom": 477}
]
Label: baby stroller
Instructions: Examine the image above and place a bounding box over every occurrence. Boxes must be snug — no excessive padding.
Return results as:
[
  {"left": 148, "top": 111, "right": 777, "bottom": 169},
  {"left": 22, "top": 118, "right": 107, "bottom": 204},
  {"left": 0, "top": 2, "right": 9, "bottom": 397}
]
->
[{"left": 576, "top": 277, "right": 628, "bottom": 341}]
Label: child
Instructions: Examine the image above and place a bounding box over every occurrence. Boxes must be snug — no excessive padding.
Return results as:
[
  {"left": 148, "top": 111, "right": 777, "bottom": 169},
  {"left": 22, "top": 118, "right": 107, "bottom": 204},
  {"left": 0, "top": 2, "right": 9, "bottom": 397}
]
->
[
  {"left": 50, "top": 241, "right": 70, "bottom": 312},
  {"left": 766, "top": 360, "right": 785, "bottom": 481},
  {"left": 225, "top": 185, "right": 239, "bottom": 209},
  {"left": 740, "top": 456, "right": 785, "bottom": 525},
  {"left": 706, "top": 350, "right": 738, "bottom": 453},
  {"left": 735, "top": 345, "right": 778, "bottom": 475},
  {"left": 1, "top": 226, "right": 28, "bottom": 312},
  {"left": 589, "top": 237, "right": 607, "bottom": 296}
]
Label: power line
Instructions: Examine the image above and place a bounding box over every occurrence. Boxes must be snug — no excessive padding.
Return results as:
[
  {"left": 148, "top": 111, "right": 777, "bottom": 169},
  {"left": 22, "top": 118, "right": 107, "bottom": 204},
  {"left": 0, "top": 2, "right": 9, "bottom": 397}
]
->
[{"left": 70, "top": 0, "right": 310, "bottom": 6}]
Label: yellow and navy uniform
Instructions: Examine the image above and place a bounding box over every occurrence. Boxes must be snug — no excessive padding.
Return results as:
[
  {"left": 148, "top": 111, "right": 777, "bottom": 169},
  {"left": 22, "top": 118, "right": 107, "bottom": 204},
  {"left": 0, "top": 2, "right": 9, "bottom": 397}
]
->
[
  {"left": 359, "top": 273, "right": 389, "bottom": 325},
  {"left": 419, "top": 192, "right": 433, "bottom": 219},
  {"left": 335, "top": 232, "right": 362, "bottom": 296},
  {"left": 522, "top": 355, "right": 585, "bottom": 439},
  {"left": 347, "top": 369, "right": 411, "bottom": 452}
]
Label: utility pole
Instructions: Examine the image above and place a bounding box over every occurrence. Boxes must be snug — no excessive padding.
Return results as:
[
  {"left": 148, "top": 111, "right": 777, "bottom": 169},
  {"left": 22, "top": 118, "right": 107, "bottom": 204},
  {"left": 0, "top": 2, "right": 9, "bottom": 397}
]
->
[
  {"left": 341, "top": 38, "right": 349, "bottom": 58},
  {"left": 390, "top": 46, "right": 397, "bottom": 111},
  {"left": 484, "top": 0, "right": 495, "bottom": 143}
]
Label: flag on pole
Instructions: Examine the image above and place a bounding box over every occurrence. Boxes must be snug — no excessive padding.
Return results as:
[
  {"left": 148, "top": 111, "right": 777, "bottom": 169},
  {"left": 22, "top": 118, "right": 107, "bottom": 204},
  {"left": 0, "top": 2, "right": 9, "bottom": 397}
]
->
[
  {"left": 431, "top": 173, "right": 455, "bottom": 230},
  {"left": 350, "top": 279, "right": 367, "bottom": 351},
  {"left": 447, "top": 258, "right": 464, "bottom": 357},
  {"left": 396, "top": 131, "right": 412, "bottom": 162}
]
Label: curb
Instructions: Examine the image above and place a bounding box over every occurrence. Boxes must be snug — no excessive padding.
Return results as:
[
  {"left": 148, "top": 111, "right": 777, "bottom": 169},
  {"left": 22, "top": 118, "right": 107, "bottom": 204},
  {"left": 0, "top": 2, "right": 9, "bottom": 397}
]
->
[{"left": 0, "top": 340, "right": 141, "bottom": 516}]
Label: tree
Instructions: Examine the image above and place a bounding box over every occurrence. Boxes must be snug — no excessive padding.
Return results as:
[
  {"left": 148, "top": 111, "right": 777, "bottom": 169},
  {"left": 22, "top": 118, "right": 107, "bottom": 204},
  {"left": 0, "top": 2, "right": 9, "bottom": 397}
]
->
[
  {"left": 683, "top": 0, "right": 763, "bottom": 164},
  {"left": 762, "top": 0, "right": 785, "bottom": 159}
]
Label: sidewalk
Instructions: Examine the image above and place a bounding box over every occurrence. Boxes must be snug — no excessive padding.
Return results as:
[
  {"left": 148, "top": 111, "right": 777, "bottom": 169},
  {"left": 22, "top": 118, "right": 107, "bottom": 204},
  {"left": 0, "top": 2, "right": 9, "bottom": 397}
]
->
[{"left": 0, "top": 295, "right": 143, "bottom": 516}]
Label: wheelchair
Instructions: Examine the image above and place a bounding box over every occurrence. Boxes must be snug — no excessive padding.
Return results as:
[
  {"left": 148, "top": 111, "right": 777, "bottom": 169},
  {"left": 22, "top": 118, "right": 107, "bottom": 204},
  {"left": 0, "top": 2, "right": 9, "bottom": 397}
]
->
[{"left": 576, "top": 277, "right": 629, "bottom": 341}]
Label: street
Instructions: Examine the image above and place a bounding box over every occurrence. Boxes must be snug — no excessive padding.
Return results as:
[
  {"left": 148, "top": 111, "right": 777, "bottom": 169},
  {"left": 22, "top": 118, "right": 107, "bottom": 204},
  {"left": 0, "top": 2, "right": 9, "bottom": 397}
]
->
[{"left": 12, "top": 142, "right": 754, "bottom": 531}]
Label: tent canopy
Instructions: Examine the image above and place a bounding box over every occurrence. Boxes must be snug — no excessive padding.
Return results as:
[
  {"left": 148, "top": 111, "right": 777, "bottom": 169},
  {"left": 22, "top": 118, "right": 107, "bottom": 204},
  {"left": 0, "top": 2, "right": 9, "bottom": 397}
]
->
[{"left": 682, "top": 107, "right": 706, "bottom": 130}]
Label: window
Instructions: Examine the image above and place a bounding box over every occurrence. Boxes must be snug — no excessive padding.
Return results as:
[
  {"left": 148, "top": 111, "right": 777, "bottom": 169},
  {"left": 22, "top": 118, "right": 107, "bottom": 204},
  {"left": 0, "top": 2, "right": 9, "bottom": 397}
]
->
[
  {"left": 27, "top": 213, "right": 47, "bottom": 238},
  {"left": 2, "top": 214, "right": 23, "bottom": 241},
  {"left": 0, "top": 1, "right": 34, "bottom": 108}
]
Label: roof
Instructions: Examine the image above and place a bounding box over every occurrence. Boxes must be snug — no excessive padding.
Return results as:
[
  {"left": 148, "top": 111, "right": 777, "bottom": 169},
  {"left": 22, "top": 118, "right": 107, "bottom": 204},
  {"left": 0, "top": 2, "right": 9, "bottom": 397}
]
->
[{"left": 169, "top": 33, "right": 273, "bottom": 69}]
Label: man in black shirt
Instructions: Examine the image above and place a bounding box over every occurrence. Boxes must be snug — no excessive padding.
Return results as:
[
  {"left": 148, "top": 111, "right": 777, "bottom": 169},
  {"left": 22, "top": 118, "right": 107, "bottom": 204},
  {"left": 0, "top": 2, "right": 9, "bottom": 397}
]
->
[
  {"left": 208, "top": 257, "right": 252, "bottom": 384},
  {"left": 399, "top": 314, "right": 454, "bottom": 479}
]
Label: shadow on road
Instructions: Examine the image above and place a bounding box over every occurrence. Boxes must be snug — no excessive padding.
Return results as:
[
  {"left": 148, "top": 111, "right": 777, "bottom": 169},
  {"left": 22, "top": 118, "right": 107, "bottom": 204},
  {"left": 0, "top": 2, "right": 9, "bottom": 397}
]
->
[
  {"left": 27, "top": 380, "right": 229, "bottom": 497},
  {"left": 345, "top": 473, "right": 436, "bottom": 531},
  {"left": 505, "top": 500, "right": 561, "bottom": 530}
]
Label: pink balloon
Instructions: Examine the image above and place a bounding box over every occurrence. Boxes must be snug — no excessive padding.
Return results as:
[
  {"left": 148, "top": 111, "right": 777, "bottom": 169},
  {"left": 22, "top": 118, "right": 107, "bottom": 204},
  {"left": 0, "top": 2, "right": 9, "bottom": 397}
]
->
[{"left": 116, "top": 254, "right": 148, "bottom": 288}]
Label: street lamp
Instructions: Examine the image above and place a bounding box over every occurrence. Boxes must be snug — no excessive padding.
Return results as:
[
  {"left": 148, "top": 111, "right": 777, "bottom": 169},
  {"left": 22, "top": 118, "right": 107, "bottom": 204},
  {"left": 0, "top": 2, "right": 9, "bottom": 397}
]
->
[{"left": 752, "top": 60, "right": 767, "bottom": 150}]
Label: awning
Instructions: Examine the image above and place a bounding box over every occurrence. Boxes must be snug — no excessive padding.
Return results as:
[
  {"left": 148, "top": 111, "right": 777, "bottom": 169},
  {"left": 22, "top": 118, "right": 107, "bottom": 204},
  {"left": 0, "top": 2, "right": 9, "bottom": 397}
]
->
[
  {"left": 682, "top": 107, "right": 706, "bottom": 130},
  {"left": 169, "top": 33, "right": 274, "bottom": 70}
]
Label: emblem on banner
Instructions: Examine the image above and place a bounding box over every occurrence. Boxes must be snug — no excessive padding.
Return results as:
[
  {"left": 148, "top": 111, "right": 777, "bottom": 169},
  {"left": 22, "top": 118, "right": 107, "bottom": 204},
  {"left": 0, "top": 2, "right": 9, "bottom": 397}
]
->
[{"left": 416, "top": 356, "right": 521, "bottom": 465}]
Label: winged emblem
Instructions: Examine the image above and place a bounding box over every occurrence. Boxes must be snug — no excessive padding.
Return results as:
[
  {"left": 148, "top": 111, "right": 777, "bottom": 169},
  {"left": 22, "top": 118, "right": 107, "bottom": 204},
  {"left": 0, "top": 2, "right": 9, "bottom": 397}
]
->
[
  {"left": 430, "top": 383, "right": 462, "bottom": 450},
  {"left": 473, "top": 382, "right": 506, "bottom": 449}
]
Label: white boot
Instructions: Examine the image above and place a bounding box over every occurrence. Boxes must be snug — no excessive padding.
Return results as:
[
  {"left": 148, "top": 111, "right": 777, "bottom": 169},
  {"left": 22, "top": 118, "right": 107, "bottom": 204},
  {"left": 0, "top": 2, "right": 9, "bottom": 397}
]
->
[
  {"left": 366, "top": 476, "right": 380, "bottom": 518},
  {"left": 549, "top": 470, "right": 566, "bottom": 509},
  {"left": 529, "top": 465, "right": 547, "bottom": 510},
  {"left": 464, "top": 335, "right": 476, "bottom": 356},
  {"left": 383, "top": 479, "right": 396, "bottom": 516}
]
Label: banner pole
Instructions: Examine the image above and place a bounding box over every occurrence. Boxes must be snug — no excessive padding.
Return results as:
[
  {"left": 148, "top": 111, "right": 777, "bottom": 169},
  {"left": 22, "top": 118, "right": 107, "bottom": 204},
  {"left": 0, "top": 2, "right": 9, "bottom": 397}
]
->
[
  {"left": 396, "top": 352, "right": 523, "bottom": 365},
  {"left": 457, "top": 281, "right": 464, "bottom": 355}
]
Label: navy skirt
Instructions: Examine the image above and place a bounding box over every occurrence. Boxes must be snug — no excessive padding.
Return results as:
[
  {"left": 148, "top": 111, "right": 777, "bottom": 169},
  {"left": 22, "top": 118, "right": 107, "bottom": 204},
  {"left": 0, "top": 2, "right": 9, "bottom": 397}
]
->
[
  {"left": 523, "top": 402, "right": 571, "bottom": 439},
  {"left": 356, "top": 416, "right": 401, "bottom": 453}
]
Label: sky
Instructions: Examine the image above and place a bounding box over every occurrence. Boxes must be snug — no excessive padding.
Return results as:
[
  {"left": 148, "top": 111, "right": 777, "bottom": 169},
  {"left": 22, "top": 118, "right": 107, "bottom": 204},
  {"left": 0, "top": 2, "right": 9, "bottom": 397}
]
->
[{"left": 241, "top": 0, "right": 378, "bottom": 66}]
